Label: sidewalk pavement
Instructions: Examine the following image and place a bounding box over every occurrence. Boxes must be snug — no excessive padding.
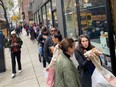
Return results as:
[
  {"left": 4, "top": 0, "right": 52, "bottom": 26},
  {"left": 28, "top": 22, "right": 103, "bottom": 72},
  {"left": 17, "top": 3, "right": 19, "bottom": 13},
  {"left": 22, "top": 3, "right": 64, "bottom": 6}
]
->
[{"left": 0, "top": 30, "right": 47, "bottom": 87}]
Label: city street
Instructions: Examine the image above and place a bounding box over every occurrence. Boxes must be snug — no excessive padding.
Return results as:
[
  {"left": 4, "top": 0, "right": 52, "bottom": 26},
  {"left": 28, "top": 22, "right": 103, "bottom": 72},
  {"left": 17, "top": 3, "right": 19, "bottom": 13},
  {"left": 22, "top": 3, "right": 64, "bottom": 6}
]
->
[{"left": 0, "top": 29, "right": 47, "bottom": 87}]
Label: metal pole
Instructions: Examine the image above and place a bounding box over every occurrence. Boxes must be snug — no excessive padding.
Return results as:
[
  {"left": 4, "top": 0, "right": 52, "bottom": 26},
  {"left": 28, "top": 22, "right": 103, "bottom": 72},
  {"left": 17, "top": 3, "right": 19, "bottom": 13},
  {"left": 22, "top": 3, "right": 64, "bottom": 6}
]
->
[{"left": 105, "top": 0, "right": 116, "bottom": 76}]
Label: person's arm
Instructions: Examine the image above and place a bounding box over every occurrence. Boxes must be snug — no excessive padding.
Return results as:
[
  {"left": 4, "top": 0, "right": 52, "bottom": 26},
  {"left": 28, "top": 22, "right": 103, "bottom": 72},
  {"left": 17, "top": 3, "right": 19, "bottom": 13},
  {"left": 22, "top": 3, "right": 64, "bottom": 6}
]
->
[
  {"left": 49, "top": 46, "right": 54, "bottom": 53},
  {"left": 44, "top": 37, "right": 50, "bottom": 63},
  {"left": 46, "top": 46, "right": 59, "bottom": 70},
  {"left": 7, "top": 39, "right": 12, "bottom": 48},
  {"left": 17, "top": 37, "right": 23, "bottom": 47},
  {"left": 92, "top": 48, "right": 102, "bottom": 56},
  {"left": 74, "top": 50, "right": 90, "bottom": 69},
  {"left": 37, "top": 34, "right": 43, "bottom": 43}
]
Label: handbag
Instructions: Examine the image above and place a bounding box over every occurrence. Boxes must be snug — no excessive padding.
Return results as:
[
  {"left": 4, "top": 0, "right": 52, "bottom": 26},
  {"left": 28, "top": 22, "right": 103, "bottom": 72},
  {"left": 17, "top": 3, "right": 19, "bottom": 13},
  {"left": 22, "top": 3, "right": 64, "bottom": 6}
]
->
[
  {"left": 84, "top": 49, "right": 116, "bottom": 87},
  {"left": 46, "top": 65, "right": 55, "bottom": 87}
]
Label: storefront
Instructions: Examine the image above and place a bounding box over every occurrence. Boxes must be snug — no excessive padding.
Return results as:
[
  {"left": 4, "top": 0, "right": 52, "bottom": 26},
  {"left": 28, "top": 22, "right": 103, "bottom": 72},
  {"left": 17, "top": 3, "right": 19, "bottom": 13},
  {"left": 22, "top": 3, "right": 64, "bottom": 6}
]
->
[
  {"left": 34, "top": 0, "right": 116, "bottom": 75},
  {"left": 63, "top": 0, "right": 78, "bottom": 40},
  {"left": 76, "top": 0, "right": 116, "bottom": 75}
]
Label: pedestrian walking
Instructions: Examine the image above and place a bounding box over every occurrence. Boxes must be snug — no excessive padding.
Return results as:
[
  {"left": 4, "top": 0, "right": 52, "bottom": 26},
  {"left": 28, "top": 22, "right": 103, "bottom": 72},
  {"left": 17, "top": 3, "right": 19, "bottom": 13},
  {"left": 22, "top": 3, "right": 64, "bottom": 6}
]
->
[{"left": 8, "top": 31, "right": 23, "bottom": 78}]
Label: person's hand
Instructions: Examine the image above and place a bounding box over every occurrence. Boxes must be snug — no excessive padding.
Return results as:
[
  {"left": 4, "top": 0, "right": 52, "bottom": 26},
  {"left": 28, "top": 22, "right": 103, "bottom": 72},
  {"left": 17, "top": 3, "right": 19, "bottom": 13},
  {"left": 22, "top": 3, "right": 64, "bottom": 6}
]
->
[
  {"left": 46, "top": 67, "right": 49, "bottom": 71},
  {"left": 14, "top": 43, "right": 18, "bottom": 46},
  {"left": 95, "top": 49, "right": 102, "bottom": 55},
  {"left": 92, "top": 48, "right": 102, "bottom": 56},
  {"left": 43, "top": 35, "right": 47, "bottom": 39},
  {"left": 49, "top": 46, "right": 54, "bottom": 53},
  {"left": 87, "top": 51, "right": 94, "bottom": 60}
]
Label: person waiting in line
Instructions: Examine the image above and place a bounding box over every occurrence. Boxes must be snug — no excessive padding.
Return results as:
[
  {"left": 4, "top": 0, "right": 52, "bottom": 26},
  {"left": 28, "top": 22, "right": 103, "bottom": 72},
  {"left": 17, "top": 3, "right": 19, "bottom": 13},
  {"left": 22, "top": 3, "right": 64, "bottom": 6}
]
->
[
  {"left": 54, "top": 38, "right": 81, "bottom": 87},
  {"left": 29, "top": 23, "right": 35, "bottom": 41},
  {"left": 46, "top": 30, "right": 62, "bottom": 87},
  {"left": 8, "top": 31, "right": 23, "bottom": 78},
  {"left": 74, "top": 35, "right": 102, "bottom": 87},
  {"left": 37, "top": 27, "right": 49, "bottom": 68},
  {"left": 44, "top": 27, "right": 57, "bottom": 64}
]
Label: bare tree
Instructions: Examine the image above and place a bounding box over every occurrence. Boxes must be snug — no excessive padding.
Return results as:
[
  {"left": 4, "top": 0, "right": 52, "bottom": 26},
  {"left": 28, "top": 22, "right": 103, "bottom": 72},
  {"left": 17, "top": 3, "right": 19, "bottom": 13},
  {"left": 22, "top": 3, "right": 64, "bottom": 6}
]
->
[{"left": 0, "top": 0, "right": 10, "bottom": 36}]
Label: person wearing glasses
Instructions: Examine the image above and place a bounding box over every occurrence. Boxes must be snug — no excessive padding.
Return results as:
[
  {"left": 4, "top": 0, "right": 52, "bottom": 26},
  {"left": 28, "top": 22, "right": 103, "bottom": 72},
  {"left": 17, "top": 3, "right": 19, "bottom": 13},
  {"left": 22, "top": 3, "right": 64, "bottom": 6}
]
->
[{"left": 44, "top": 27, "right": 57, "bottom": 64}]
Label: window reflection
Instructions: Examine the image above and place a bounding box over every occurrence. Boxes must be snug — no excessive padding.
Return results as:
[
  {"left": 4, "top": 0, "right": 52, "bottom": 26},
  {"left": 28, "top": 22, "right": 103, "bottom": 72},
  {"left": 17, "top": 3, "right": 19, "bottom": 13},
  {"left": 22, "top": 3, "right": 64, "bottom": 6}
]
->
[
  {"left": 46, "top": 2, "right": 52, "bottom": 30},
  {"left": 42, "top": 6, "right": 47, "bottom": 27},
  {"left": 36, "top": 12, "right": 39, "bottom": 23},
  {"left": 79, "top": 0, "right": 112, "bottom": 70},
  {"left": 39, "top": 10, "right": 41, "bottom": 22},
  {"left": 52, "top": 0, "right": 56, "bottom": 9},
  {"left": 64, "top": 0, "right": 78, "bottom": 40},
  {"left": 53, "top": 10, "right": 58, "bottom": 28}
]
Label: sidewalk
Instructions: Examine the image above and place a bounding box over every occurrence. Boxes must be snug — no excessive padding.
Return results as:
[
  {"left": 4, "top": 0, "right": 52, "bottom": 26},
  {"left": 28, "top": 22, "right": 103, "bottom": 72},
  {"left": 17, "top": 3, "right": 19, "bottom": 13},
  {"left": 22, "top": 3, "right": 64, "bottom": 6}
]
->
[{"left": 0, "top": 30, "right": 47, "bottom": 87}]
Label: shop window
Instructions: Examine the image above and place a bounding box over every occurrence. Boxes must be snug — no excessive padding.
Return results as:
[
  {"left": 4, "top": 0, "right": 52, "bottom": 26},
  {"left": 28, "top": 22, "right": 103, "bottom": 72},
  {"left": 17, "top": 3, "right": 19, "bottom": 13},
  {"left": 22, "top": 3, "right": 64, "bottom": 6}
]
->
[
  {"left": 52, "top": 10, "right": 58, "bottom": 28},
  {"left": 42, "top": 6, "right": 47, "bottom": 27},
  {"left": 79, "top": 0, "right": 112, "bottom": 70},
  {"left": 52, "top": 0, "right": 56, "bottom": 10},
  {"left": 39, "top": 10, "right": 42, "bottom": 22},
  {"left": 63, "top": 0, "right": 78, "bottom": 40},
  {"left": 46, "top": 1, "right": 52, "bottom": 30}
]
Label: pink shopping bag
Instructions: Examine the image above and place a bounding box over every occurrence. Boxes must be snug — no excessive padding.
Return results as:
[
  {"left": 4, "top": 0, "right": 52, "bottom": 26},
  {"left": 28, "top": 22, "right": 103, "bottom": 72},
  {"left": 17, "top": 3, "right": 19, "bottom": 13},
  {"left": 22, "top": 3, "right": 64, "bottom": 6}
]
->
[{"left": 47, "top": 65, "right": 55, "bottom": 87}]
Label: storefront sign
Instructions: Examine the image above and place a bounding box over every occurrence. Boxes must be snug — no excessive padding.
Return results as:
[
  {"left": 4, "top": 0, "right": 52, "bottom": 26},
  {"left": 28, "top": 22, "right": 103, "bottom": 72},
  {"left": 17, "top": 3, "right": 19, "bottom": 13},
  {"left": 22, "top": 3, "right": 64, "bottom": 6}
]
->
[
  {"left": 84, "top": 3, "right": 92, "bottom": 8},
  {"left": 92, "top": 15, "right": 106, "bottom": 20}
]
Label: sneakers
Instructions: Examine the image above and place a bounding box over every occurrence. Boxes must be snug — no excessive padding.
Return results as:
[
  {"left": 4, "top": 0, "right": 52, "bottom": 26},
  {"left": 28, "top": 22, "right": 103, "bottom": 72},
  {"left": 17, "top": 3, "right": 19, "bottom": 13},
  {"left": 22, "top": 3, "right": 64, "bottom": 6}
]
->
[
  {"left": 11, "top": 73, "right": 16, "bottom": 78},
  {"left": 18, "top": 70, "right": 22, "bottom": 73}
]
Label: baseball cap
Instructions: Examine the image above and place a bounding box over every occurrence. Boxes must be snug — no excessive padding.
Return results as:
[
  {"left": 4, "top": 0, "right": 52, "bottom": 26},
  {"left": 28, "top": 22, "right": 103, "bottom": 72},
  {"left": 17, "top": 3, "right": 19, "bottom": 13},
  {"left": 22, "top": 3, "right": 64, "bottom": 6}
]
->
[{"left": 11, "top": 31, "right": 16, "bottom": 35}]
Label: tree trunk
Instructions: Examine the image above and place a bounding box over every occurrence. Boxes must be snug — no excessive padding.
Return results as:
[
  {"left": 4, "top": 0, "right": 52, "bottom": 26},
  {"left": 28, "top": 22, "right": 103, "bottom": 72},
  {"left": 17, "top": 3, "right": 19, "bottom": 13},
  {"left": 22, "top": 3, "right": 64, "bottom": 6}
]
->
[{"left": 0, "top": 0, "right": 11, "bottom": 37}]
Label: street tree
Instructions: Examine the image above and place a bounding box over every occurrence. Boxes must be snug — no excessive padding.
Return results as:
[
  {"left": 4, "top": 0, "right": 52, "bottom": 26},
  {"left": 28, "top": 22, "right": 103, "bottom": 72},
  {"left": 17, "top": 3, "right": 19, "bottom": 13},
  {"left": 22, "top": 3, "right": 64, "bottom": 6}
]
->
[{"left": 0, "top": 0, "right": 14, "bottom": 36}]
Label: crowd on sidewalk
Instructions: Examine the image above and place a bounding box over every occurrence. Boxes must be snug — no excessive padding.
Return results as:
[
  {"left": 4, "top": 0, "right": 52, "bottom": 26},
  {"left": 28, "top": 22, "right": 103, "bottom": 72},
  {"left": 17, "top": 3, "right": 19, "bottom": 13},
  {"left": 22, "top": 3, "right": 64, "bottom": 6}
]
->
[{"left": 5, "top": 22, "right": 111, "bottom": 87}]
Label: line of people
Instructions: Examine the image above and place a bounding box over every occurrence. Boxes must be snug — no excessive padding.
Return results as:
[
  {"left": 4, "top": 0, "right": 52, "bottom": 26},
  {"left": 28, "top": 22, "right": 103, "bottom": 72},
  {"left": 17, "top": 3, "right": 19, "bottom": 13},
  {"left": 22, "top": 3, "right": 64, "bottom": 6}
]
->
[
  {"left": 37, "top": 25, "right": 102, "bottom": 87},
  {"left": 8, "top": 23, "right": 103, "bottom": 87}
]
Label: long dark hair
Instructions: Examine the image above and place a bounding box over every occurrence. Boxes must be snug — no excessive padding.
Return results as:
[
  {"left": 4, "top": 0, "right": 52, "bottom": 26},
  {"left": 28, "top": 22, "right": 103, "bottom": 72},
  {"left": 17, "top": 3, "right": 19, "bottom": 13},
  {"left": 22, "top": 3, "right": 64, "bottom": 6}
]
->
[
  {"left": 41, "top": 26, "right": 47, "bottom": 34},
  {"left": 76, "top": 35, "right": 94, "bottom": 54},
  {"left": 53, "top": 30, "right": 62, "bottom": 42}
]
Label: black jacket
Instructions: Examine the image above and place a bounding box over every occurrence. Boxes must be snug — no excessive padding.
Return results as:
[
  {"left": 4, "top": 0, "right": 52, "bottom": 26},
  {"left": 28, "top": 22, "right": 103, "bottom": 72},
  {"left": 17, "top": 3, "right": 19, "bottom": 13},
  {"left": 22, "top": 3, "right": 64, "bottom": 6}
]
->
[
  {"left": 8, "top": 37, "right": 23, "bottom": 52},
  {"left": 43, "top": 35, "right": 54, "bottom": 63},
  {"left": 74, "top": 49, "right": 95, "bottom": 87},
  {"left": 37, "top": 33, "right": 48, "bottom": 47}
]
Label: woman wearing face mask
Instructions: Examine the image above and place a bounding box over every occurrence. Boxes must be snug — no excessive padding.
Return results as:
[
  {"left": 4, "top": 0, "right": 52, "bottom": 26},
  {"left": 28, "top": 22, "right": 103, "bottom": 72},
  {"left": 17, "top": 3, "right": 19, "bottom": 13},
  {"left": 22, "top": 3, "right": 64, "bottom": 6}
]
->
[
  {"left": 74, "top": 35, "right": 102, "bottom": 87},
  {"left": 54, "top": 38, "right": 81, "bottom": 87}
]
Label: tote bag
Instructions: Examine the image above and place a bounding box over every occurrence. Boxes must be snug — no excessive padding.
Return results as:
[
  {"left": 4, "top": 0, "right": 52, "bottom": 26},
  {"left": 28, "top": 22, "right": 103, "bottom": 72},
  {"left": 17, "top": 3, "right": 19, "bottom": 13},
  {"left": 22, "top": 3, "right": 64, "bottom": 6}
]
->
[{"left": 84, "top": 49, "right": 116, "bottom": 87}]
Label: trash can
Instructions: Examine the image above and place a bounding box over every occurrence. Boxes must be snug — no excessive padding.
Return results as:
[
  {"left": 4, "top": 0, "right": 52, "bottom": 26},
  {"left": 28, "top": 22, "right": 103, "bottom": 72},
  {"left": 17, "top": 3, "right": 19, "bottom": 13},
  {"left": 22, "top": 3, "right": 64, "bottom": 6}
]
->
[{"left": 0, "top": 31, "right": 6, "bottom": 72}]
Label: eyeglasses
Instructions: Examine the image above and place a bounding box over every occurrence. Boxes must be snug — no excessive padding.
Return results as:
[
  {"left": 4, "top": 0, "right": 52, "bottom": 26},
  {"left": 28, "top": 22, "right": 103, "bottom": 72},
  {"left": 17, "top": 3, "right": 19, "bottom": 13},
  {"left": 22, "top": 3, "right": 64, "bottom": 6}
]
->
[{"left": 51, "top": 30, "right": 56, "bottom": 32}]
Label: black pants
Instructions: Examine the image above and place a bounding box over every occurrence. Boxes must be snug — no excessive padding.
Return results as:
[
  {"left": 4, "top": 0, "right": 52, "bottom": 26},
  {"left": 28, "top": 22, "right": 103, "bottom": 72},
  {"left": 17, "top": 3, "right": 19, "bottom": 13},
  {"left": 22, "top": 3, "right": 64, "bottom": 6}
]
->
[
  {"left": 42, "top": 48, "right": 46, "bottom": 68},
  {"left": 11, "top": 50, "right": 22, "bottom": 74}
]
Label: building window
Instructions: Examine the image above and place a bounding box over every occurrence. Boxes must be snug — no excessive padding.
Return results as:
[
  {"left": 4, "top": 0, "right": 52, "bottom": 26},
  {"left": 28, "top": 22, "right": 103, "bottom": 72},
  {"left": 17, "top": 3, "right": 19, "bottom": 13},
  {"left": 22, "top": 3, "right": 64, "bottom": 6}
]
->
[
  {"left": 63, "top": 0, "right": 78, "bottom": 40},
  {"left": 42, "top": 6, "right": 47, "bottom": 27},
  {"left": 39, "top": 10, "right": 42, "bottom": 22},
  {"left": 46, "top": 1, "right": 52, "bottom": 30},
  {"left": 79, "top": 0, "right": 112, "bottom": 70},
  {"left": 52, "top": 0, "right": 56, "bottom": 10}
]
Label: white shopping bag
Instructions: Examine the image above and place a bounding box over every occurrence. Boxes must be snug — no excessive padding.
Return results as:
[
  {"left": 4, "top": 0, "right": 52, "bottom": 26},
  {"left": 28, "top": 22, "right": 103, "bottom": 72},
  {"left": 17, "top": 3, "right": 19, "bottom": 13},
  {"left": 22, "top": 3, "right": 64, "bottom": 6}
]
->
[
  {"left": 84, "top": 48, "right": 116, "bottom": 87},
  {"left": 92, "top": 68, "right": 112, "bottom": 87}
]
